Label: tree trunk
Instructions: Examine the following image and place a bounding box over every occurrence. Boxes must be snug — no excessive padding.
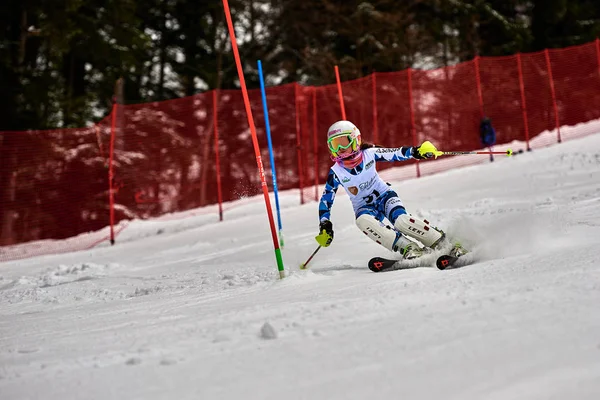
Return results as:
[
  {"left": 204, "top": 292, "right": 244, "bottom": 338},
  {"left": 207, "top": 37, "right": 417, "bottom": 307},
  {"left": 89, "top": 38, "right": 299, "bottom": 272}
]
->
[
  {"left": 157, "top": 8, "right": 167, "bottom": 100},
  {"left": 114, "top": 77, "right": 124, "bottom": 150},
  {"left": 18, "top": 9, "right": 27, "bottom": 65},
  {"left": 0, "top": 136, "right": 18, "bottom": 246}
]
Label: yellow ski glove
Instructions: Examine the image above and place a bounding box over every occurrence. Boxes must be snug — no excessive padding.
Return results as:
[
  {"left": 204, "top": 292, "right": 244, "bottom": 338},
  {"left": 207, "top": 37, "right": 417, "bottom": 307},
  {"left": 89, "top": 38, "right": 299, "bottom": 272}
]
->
[
  {"left": 414, "top": 141, "right": 443, "bottom": 159},
  {"left": 315, "top": 220, "right": 334, "bottom": 247}
]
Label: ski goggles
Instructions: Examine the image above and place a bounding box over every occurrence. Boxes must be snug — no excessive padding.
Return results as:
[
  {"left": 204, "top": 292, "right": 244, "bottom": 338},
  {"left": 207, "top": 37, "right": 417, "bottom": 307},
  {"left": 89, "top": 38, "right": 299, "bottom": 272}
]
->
[{"left": 328, "top": 133, "right": 358, "bottom": 157}]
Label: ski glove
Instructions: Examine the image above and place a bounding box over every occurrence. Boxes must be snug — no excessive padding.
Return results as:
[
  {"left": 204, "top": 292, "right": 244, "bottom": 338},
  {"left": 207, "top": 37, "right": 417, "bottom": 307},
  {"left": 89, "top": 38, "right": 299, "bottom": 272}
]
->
[
  {"left": 315, "top": 220, "right": 334, "bottom": 247},
  {"left": 413, "top": 141, "right": 442, "bottom": 159}
]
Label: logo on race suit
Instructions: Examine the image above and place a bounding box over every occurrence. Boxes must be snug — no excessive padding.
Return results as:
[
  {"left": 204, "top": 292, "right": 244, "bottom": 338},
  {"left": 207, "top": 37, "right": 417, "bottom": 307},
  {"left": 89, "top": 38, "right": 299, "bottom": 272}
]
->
[
  {"left": 348, "top": 186, "right": 359, "bottom": 195},
  {"left": 377, "top": 148, "right": 403, "bottom": 153},
  {"left": 365, "top": 160, "right": 374, "bottom": 169},
  {"left": 358, "top": 176, "right": 376, "bottom": 191},
  {"left": 342, "top": 176, "right": 350, "bottom": 183}
]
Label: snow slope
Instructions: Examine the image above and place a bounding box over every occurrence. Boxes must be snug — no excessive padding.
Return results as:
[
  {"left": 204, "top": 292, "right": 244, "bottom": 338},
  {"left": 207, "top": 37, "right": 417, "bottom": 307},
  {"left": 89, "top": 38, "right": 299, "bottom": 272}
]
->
[{"left": 2, "top": 132, "right": 600, "bottom": 400}]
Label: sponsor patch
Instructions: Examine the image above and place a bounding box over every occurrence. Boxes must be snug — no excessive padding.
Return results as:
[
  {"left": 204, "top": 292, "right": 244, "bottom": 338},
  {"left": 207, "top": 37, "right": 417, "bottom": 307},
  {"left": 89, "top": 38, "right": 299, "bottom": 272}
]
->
[
  {"left": 348, "top": 186, "right": 359, "bottom": 195},
  {"left": 358, "top": 176, "right": 376, "bottom": 191}
]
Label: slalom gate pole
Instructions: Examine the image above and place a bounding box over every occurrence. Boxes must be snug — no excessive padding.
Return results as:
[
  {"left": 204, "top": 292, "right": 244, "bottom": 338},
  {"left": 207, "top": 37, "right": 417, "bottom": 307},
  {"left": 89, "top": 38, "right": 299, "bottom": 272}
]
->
[
  {"left": 222, "top": 0, "right": 285, "bottom": 279},
  {"left": 257, "top": 60, "right": 284, "bottom": 248},
  {"left": 441, "top": 149, "right": 513, "bottom": 156},
  {"left": 334, "top": 65, "right": 346, "bottom": 119},
  {"left": 299, "top": 245, "right": 322, "bottom": 270},
  {"left": 108, "top": 101, "right": 117, "bottom": 245}
]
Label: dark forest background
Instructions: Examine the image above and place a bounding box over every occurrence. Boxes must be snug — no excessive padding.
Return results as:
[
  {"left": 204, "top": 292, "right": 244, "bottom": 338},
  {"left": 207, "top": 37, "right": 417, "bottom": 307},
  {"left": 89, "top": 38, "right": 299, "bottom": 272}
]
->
[{"left": 2, "top": 0, "right": 600, "bottom": 130}]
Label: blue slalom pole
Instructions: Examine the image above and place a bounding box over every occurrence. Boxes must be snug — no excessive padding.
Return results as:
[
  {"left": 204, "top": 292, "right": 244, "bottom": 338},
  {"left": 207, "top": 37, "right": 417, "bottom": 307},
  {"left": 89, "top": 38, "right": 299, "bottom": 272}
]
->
[{"left": 257, "top": 60, "right": 284, "bottom": 248}]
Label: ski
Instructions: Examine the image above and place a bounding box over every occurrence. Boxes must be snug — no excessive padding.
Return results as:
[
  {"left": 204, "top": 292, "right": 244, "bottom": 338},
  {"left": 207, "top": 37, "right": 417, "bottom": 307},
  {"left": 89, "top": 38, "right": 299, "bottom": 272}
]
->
[
  {"left": 368, "top": 256, "right": 418, "bottom": 272},
  {"left": 369, "top": 244, "right": 471, "bottom": 272},
  {"left": 436, "top": 246, "right": 472, "bottom": 270},
  {"left": 436, "top": 254, "right": 459, "bottom": 270},
  {"left": 368, "top": 257, "right": 401, "bottom": 272}
]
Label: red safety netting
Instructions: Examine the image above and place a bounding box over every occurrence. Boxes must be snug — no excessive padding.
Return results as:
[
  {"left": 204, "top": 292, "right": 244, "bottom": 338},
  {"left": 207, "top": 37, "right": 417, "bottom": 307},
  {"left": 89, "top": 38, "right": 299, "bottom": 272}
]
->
[
  {"left": 0, "top": 116, "right": 114, "bottom": 260},
  {"left": 3, "top": 40, "right": 600, "bottom": 262}
]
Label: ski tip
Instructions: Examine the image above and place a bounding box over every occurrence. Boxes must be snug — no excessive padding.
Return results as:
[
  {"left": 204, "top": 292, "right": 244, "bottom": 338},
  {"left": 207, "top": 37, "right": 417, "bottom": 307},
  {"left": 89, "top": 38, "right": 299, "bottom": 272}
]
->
[
  {"left": 368, "top": 259, "right": 385, "bottom": 272},
  {"left": 368, "top": 257, "right": 398, "bottom": 273},
  {"left": 436, "top": 254, "right": 457, "bottom": 270}
]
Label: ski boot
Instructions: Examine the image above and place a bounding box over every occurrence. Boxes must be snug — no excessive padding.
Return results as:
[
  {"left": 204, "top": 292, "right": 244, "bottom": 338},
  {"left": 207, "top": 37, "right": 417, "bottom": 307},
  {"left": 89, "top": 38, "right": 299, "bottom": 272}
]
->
[
  {"left": 430, "top": 228, "right": 446, "bottom": 250},
  {"left": 400, "top": 243, "right": 423, "bottom": 260},
  {"left": 449, "top": 243, "right": 469, "bottom": 258}
]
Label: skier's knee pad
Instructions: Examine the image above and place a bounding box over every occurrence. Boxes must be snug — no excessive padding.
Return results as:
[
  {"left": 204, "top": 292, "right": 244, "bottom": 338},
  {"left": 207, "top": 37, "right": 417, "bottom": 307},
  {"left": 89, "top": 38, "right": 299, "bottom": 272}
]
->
[
  {"left": 393, "top": 214, "right": 444, "bottom": 248},
  {"left": 356, "top": 214, "right": 401, "bottom": 252}
]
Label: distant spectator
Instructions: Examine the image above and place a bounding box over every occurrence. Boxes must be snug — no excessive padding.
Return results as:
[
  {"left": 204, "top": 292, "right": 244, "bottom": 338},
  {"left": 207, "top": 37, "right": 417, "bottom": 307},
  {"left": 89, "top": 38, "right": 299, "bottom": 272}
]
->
[
  {"left": 480, "top": 117, "right": 496, "bottom": 147},
  {"left": 480, "top": 117, "right": 496, "bottom": 162}
]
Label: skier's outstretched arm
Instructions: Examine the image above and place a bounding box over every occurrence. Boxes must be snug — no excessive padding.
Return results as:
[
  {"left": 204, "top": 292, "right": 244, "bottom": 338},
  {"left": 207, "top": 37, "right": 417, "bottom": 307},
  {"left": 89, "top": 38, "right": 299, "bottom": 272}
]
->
[
  {"left": 318, "top": 169, "right": 340, "bottom": 222},
  {"left": 372, "top": 142, "right": 437, "bottom": 162}
]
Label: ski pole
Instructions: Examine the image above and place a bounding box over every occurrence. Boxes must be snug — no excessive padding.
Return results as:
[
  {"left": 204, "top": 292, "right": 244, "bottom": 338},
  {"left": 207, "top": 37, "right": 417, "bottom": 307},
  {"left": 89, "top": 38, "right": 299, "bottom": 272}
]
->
[
  {"left": 440, "top": 149, "right": 513, "bottom": 156},
  {"left": 299, "top": 245, "right": 321, "bottom": 270}
]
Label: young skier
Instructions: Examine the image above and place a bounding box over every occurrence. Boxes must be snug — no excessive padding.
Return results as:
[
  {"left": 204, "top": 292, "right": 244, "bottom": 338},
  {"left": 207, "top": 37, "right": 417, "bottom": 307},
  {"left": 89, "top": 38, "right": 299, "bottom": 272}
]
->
[{"left": 315, "top": 120, "right": 457, "bottom": 260}]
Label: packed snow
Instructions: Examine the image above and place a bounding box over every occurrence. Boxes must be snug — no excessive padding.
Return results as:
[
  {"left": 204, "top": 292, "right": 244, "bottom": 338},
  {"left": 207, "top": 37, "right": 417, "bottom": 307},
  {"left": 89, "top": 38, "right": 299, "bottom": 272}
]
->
[{"left": 2, "top": 128, "right": 600, "bottom": 400}]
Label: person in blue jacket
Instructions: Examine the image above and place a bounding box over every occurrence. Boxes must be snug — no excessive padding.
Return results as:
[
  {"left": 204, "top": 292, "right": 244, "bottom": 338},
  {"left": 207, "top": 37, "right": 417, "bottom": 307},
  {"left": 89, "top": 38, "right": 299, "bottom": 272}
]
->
[{"left": 480, "top": 117, "right": 497, "bottom": 162}]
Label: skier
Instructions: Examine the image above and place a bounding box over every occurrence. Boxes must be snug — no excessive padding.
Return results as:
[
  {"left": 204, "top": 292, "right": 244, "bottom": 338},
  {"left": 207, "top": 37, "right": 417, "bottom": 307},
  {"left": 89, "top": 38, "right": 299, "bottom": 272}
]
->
[{"left": 315, "top": 120, "right": 459, "bottom": 261}]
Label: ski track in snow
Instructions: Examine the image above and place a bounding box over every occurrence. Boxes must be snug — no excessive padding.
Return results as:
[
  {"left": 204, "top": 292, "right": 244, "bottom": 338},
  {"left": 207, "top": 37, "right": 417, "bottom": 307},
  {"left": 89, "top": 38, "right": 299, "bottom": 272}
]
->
[{"left": 1, "top": 129, "right": 600, "bottom": 399}]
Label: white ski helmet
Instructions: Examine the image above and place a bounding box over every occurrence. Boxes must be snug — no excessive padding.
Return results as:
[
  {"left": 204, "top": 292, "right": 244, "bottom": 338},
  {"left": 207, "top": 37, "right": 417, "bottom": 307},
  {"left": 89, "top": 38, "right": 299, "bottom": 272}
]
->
[{"left": 326, "top": 120, "right": 362, "bottom": 161}]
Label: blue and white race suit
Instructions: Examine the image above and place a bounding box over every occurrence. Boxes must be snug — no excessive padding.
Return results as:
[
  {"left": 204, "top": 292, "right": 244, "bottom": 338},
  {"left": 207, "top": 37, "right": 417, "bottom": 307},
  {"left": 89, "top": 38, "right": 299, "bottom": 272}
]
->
[{"left": 318, "top": 146, "right": 417, "bottom": 225}]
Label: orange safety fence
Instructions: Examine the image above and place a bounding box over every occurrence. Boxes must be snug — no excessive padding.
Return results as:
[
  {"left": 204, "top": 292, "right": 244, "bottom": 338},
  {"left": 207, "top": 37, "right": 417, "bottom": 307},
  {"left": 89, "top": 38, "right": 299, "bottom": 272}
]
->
[{"left": 3, "top": 40, "right": 600, "bottom": 262}]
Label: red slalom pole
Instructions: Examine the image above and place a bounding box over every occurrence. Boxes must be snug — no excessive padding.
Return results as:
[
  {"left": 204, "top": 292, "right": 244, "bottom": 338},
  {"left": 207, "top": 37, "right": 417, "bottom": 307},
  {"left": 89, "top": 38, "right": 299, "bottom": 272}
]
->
[
  {"left": 108, "top": 101, "right": 117, "bottom": 245},
  {"left": 334, "top": 65, "right": 346, "bottom": 119},
  {"left": 222, "top": 0, "right": 285, "bottom": 279},
  {"left": 544, "top": 49, "right": 562, "bottom": 143}
]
